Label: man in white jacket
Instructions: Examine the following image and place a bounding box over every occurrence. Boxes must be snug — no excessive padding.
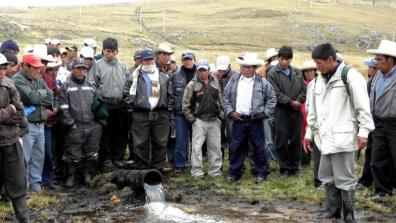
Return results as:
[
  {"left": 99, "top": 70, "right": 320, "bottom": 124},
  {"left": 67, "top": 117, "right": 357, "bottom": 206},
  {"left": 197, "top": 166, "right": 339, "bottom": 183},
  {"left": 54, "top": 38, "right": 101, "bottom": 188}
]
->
[{"left": 303, "top": 43, "right": 374, "bottom": 223}]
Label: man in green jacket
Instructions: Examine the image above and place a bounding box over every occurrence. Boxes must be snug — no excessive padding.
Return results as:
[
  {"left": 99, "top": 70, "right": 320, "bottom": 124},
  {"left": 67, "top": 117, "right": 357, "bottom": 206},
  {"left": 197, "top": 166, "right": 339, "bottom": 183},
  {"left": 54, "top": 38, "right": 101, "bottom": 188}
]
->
[{"left": 13, "top": 53, "right": 54, "bottom": 193}]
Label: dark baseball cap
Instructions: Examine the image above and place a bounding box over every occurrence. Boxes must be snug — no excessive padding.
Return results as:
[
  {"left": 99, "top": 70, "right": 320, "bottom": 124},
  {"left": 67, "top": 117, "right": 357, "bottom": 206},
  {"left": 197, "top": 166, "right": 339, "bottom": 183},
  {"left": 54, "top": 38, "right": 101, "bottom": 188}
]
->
[
  {"left": 182, "top": 50, "right": 195, "bottom": 60},
  {"left": 140, "top": 48, "right": 155, "bottom": 60},
  {"left": 72, "top": 58, "right": 88, "bottom": 69}
]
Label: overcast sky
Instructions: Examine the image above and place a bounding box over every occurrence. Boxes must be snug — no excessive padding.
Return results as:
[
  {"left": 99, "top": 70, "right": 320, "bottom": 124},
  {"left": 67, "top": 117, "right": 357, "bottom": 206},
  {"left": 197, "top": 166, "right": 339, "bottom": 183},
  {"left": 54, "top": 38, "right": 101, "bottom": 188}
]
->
[{"left": 0, "top": 0, "right": 137, "bottom": 8}]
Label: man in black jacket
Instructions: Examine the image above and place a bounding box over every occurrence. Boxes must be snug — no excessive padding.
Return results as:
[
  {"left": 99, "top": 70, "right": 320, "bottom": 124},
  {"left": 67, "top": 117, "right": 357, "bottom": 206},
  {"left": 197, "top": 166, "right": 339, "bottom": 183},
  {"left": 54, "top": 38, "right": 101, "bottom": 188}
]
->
[
  {"left": 267, "top": 46, "right": 306, "bottom": 178},
  {"left": 171, "top": 50, "right": 196, "bottom": 173},
  {"left": 0, "top": 53, "right": 30, "bottom": 222},
  {"left": 124, "top": 49, "right": 174, "bottom": 172},
  {"left": 59, "top": 58, "right": 102, "bottom": 187}
]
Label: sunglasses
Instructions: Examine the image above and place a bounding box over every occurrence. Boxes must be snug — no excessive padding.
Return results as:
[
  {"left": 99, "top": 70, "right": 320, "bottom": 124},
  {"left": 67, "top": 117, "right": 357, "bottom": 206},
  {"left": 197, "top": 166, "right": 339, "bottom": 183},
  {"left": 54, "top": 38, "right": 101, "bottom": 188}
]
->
[{"left": 242, "top": 66, "right": 255, "bottom": 69}]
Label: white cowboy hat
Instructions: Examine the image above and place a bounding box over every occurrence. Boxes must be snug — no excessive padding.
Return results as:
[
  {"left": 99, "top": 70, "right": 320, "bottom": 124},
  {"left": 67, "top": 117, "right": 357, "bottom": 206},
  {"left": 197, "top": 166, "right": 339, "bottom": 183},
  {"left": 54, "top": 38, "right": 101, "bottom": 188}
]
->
[
  {"left": 47, "top": 58, "right": 62, "bottom": 68},
  {"left": 236, "top": 52, "right": 264, "bottom": 67},
  {"left": 154, "top": 42, "right": 174, "bottom": 54},
  {"left": 33, "top": 44, "right": 57, "bottom": 62},
  {"left": 265, "top": 48, "right": 278, "bottom": 61},
  {"left": 300, "top": 60, "right": 317, "bottom": 71},
  {"left": 367, "top": 40, "right": 396, "bottom": 58}
]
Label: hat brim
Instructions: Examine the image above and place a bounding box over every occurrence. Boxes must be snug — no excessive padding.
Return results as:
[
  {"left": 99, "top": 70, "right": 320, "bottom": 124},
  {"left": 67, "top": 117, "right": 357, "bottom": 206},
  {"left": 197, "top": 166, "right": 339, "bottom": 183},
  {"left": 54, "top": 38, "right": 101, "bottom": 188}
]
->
[
  {"left": 367, "top": 49, "right": 396, "bottom": 58},
  {"left": 197, "top": 65, "right": 209, "bottom": 70},
  {"left": 300, "top": 66, "right": 317, "bottom": 71},
  {"left": 73, "top": 64, "right": 88, "bottom": 69},
  {"left": 265, "top": 53, "right": 278, "bottom": 61},
  {"left": 236, "top": 58, "right": 264, "bottom": 67},
  {"left": 154, "top": 47, "right": 174, "bottom": 54},
  {"left": 29, "top": 61, "right": 45, "bottom": 68},
  {"left": 216, "top": 65, "right": 229, "bottom": 70},
  {"left": 142, "top": 56, "right": 155, "bottom": 61}
]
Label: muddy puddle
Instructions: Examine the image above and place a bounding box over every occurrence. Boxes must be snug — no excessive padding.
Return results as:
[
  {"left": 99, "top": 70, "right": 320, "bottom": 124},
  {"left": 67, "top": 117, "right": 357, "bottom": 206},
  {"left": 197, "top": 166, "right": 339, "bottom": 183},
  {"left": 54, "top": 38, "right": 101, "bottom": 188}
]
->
[{"left": 23, "top": 178, "right": 396, "bottom": 223}]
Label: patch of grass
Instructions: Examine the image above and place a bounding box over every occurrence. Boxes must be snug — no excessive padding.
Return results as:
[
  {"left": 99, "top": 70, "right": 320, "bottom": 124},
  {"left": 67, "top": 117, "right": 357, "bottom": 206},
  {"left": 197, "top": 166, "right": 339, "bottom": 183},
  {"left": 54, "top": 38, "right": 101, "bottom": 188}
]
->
[
  {"left": 0, "top": 190, "right": 63, "bottom": 221},
  {"left": 169, "top": 152, "right": 395, "bottom": 213}
]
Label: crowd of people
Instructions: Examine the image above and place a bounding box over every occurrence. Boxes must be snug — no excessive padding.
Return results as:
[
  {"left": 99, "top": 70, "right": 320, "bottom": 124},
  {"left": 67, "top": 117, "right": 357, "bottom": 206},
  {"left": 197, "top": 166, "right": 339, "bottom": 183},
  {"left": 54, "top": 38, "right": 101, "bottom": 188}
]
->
[{"left": 0, "top": 37, "right": 395, "bottom": 223}]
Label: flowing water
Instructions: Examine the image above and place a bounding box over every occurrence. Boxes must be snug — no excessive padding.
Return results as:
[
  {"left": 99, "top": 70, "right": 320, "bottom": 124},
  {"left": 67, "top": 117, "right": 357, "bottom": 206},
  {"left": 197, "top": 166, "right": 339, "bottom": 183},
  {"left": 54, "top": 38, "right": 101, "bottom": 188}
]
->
[{"left": 143, "top": 183, "right": 223, "bottom": 223}]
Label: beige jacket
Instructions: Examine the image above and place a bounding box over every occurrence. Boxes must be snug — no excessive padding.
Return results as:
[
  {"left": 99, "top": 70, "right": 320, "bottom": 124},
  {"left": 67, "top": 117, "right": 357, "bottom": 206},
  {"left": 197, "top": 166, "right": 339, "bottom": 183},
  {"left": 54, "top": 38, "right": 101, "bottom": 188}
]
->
[{"left": 305, "top": 62, "right": 374, "bottom": 154}]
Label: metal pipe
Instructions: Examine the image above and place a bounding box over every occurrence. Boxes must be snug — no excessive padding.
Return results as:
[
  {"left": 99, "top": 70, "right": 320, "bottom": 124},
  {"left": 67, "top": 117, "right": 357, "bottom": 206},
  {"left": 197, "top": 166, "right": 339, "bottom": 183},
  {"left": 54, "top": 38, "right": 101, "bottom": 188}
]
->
[{"left": 110, "top": 169, "right": 163, "bottom": 189}]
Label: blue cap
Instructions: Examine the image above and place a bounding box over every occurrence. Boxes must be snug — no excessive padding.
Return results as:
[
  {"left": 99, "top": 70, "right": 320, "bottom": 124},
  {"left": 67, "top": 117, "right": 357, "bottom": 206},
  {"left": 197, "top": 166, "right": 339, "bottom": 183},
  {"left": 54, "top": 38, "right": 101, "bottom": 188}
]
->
[
  {"left": 0, "top": 39, "right": 19, "bottom": 53},
  {"left": 196, "top": 59, "right": 210, "bottom": 71},
  {"left": 140, "top": 48, "right": 155, "bottom": 60},
  {"left": 364, "top": 58, "right": 377, "bottom": 68}
]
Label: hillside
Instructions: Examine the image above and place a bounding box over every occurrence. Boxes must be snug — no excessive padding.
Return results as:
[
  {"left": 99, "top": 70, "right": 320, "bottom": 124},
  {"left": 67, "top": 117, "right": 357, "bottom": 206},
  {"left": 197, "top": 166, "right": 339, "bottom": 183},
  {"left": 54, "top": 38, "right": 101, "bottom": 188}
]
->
[{"left": 0, "top": 0, "right": 395, "bottom": 72}]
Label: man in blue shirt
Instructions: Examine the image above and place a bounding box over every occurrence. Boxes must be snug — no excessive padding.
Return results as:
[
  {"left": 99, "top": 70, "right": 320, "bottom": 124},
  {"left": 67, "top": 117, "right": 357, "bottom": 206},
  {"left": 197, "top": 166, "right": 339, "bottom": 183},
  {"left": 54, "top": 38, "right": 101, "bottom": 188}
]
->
[{"left": 367, "top": 40, "right": 396, "bottom": 201}]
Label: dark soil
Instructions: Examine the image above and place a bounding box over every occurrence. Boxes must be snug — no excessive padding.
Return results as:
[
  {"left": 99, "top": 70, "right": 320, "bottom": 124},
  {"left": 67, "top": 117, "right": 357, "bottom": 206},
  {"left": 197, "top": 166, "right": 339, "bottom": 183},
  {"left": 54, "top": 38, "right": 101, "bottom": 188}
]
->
[{"left": 22, "top": 174, "right": 396, "bottom": 223}]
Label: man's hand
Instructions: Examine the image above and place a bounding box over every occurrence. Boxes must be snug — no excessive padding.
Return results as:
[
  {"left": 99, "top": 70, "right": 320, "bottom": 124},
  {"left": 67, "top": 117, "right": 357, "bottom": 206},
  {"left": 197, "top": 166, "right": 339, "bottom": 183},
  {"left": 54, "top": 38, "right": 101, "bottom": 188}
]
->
[
  {"left": 231, "top": 112, "right": 243, "bottom": 121},
  {"left": 303, "top": 138, "right": 312, "bottom": 153},
  {"left": 46, "top": 109, "right": 55, "bottom": 117},
  {"left": 291, "top": 101, "right": 302, "bottom": 110},
  {"left": 170, "top": 119, "right": 176, "bottom": 128},
  {"left": 8, "top": 104, "right": 17, "bottom": 114},
  {"left": 72, "top": 123, "right": 77, "bottom": 129},
  {"left": 357, "top": 137, "right": 368, "bottom": 150}
]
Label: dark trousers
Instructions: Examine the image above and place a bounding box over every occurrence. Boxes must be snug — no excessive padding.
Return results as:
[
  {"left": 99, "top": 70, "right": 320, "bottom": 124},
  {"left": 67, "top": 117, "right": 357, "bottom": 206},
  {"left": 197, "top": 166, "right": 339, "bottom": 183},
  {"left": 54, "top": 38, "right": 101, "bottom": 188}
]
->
[
  {"left": 371, "top": 119, "right": 396, "bottom": 195},
  {"left": 358, "top": 133, "right": 373, "bottom": 187},
  {"left": 229, "top": 119, "right": 269, "bottom": 179},
  {"left": 312, "top": 142, "right": 322, "bottom": 186},
  {"left": 99, "top": 107, "right": 129, "bottom": 162},
  {"left": 132, "top": 111, "right": 169, "bottom": 170},
  {"left": 274, "top": 107, "right": 302, "bottom": 174},
  {"left": 0, "top": 142, "right": 27, "bottom": 199},
  {"left": 42, "top": 126, "right": 54, "bottom": 186},
  {"left": 63, "top": 123, "right": 102, "bottom": 163},
  {"left": 52, "top": 124, "right": 66, "bottom": 181}
]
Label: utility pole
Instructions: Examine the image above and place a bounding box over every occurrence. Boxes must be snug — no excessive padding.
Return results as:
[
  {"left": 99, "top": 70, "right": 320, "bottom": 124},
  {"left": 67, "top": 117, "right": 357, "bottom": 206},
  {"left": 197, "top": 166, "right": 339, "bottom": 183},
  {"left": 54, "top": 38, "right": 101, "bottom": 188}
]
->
[{"left": 162, "top": 0, "right": 166, "bottom": 33}]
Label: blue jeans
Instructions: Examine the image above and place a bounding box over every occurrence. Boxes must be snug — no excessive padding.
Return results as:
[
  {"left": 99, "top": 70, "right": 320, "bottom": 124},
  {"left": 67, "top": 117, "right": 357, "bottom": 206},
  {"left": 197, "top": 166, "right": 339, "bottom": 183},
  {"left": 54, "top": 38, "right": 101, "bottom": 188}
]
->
[
  {"left": 229, "top": 119, "right": 269, "bottom": 179},
  {"left": 173, "top": 115, "right": 190, "bottom": 169},
  {"left": 22, "top": 123, "right": 45, "bottom": 190},
  {"left": 42, "top": 126, "right": 54, "bottom": 187}
]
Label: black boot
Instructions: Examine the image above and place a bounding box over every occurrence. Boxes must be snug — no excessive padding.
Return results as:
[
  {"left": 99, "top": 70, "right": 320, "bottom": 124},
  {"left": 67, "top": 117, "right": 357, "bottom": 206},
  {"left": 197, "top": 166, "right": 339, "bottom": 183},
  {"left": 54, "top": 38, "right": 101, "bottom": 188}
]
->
[
  {"left": 65, "top": 163, "right": 76, "bottom": 188},
  {"left": 11, "top": 196, "right": 30, "bottom": 223},
  {"left": 82, "top": 160, "right": 95, "bottom": 186},
  {"left": 342, "top": 190, "right": 356, "bottom": 223},
  {"left": 317, "top": 184, "right": 341, "bottom": 219}
]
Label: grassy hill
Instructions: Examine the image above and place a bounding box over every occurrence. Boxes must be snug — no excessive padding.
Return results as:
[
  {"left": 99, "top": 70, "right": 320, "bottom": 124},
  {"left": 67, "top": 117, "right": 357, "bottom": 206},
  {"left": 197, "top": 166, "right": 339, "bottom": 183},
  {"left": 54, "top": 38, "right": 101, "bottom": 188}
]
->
[{"left": 0, "top": 0, "right": 395, "bottom": 71}]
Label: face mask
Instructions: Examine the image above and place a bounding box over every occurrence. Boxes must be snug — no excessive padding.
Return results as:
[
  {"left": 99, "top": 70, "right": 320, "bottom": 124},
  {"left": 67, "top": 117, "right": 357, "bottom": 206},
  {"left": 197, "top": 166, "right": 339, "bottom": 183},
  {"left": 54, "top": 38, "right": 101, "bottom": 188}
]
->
[{"left": 142, "top": 65, "right": 156, "bottom": 73}]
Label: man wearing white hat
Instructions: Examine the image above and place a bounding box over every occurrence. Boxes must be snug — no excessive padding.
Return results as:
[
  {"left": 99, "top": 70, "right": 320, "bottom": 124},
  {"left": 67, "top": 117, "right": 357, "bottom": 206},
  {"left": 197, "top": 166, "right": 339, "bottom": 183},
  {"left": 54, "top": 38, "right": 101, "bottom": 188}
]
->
[
  {"left": 154, "top": 42, "right": 174, "bottom": 74},
  {"left": 50, "top": 39, "right": 61, "bottom": 49},
  {"left": 214, "top": 55, "right": 238, "bottom": 160},
  {"left": 258, "top": 48, "right": 278, "bottom": 78},
  {"left": 80, "top": 46, "right": 96, "bottom": 85},
  {"left": 224, "top": 52, "right": 276, "bottom": 184},
  {"left": 304, "top": 43, "right": 374, "bottom": 222},
  {"left": 267, "top": 46, "right": 306, "bottom": 178},
  {"left": 367, "top": 40, "right": 396, "bottom": 200}
]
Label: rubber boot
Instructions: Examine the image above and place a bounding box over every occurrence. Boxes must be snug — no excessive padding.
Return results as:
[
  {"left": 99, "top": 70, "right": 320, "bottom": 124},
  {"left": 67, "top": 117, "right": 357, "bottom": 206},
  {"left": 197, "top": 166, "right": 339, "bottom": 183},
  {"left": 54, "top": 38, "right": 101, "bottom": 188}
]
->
[
  {"left": 82, "top": 160, "right": 95, "bottom": 186},
  {"left": 317, "top": 184, "right": 341, "bottom": 219},
  {"left": 11, "top": 196, "right": 30, "bottom": 223},
  {"left": 65, "top": 163, "right": 76, "bottom": 188},
  {"left": 342, "top": 190, "right": 356, "bottom": 223}
]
